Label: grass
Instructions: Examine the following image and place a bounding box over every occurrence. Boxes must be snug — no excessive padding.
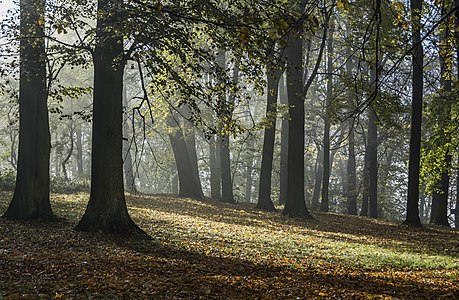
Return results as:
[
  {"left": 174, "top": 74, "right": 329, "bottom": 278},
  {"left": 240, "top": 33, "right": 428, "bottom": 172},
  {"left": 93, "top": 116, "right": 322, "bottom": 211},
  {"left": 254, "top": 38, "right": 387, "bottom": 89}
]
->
[{"left": 0, "top": 191, "right": 458, "bottom": 299}]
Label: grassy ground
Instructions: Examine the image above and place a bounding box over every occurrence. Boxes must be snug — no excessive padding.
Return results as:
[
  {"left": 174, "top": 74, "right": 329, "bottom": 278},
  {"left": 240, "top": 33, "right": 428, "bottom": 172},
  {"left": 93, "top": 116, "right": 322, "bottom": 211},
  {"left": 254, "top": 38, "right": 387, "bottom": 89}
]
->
[{"left": 0, "top": 191, "right": 458, "bottom": 299}]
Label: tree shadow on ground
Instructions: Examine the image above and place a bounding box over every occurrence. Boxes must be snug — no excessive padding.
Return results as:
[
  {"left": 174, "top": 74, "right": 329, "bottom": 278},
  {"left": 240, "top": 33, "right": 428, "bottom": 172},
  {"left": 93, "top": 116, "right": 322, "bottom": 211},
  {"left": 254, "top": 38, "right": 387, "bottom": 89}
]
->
[
  {"left": 0, "top": 217, "right": 457, "bottom": 299},
  {"left": 126, "top": 194, "right": 459, "bottom": 259}
]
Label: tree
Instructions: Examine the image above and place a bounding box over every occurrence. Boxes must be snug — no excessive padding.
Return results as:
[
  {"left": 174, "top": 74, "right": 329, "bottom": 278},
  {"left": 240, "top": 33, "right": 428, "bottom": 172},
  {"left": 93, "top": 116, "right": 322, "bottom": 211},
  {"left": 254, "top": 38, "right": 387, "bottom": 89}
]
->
[
  {"left": 320, "top": 18, "right": 334, "bottom": 213},
  {"left": 3, "top": 0, "right": 54, "bottom": 220},
  {"left": 282, "top": 0, "right": 313, "bottom": 218},
  {"left": 75, "top": 0, "right": 143, "bottom": 234},
  {"left": 429, "top": 2, "right": 452, "bottom": 227},
  {"left": 256, "top": 50, "right": 281, "bottom": 211},
  {"left": 167, "top": 110, "right": 203, "bottom": 198},
  {"left": 404, "top": 0, "right": 423, "bottom": 227}
]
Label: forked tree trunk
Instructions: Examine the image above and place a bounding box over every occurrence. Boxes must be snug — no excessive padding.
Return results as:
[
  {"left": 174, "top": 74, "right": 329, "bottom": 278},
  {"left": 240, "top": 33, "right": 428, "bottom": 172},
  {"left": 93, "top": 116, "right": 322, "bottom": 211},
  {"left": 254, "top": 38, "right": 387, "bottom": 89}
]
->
[
  {"left": 3, "top": 0, "right": 54, "bottom": 220},
  {"left": 75, "top": 0, "right": 143, "bottom": 234}
]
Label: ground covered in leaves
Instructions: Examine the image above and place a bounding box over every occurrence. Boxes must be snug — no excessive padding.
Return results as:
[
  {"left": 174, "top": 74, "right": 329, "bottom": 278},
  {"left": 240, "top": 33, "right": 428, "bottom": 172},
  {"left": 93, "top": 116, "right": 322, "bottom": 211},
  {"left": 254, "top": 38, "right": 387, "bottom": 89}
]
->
[{"left": 0, "top": 192, "right": 458, "bottom": 299}]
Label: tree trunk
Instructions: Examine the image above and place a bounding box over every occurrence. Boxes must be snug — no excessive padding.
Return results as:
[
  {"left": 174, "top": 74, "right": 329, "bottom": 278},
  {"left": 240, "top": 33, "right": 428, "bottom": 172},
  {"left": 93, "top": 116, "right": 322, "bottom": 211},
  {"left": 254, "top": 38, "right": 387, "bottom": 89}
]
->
[
  {"left": 75, "top": 0, "right": 143, "bottom": 234},
  {"left": 62, "top": 120, "right": 75, "bottom": 181},
  {"left": 183, "top": 112, "right": 204, "bottom": 198},
  {"left": 345, "top": 35, "right": 357, "bottom": 215},
  {"left": 167, "top": 113, "right": 203, "bottom": 198},
  {"left": 209, "top": 134, "right": 221, "bottom": 200},
  {"left": 368, "top": 106, "right": 378, "bottom": 218},
  {"left": 218, "top": 54, "right": 239, "bottom": 204},
  {"left": 75, "top": 123, "right": 84, "bottom": 178},
  {"left": 311, "top": 148, "right": 323, "bottom": 210},
  {"left": 360, "top": 145, "right": 370, "bottom": 217},
  {"left": 244, "top": 137, "right": 256, "bottom": 203},
  {"left": 321, "top": 21, "right": 334, "bottom": 212},
  {"left": 3, "top": 0, "right": 54, "bottom": 220},
  {"left": 431, "top": 6, "right": 452, "bottom": 227},
  {"left": 278, "top": 73, "right": 288, "bottom": 205},
  {"left": 404, "top": 0, "right": 423, "bottom": 227},
  {"left": 282, "top": 3, "right": 312, "bottom": 218},
  {"left": 256, "top": 66, "right": 280, "bottom": 211}
]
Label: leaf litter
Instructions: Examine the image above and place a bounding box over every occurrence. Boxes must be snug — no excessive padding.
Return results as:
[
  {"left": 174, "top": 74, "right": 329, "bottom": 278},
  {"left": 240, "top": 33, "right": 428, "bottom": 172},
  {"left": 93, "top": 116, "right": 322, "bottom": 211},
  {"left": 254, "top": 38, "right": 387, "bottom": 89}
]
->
[{"left": 0, "top": 191, "right": 458, "bottom": 299}]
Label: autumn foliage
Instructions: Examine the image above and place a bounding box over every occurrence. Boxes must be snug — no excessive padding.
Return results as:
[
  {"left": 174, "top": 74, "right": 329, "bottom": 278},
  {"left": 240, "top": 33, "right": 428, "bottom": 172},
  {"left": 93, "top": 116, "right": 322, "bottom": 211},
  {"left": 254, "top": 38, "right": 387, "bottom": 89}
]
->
[{"left": 0, "top": 191, "right": 458, "bottom": 299}]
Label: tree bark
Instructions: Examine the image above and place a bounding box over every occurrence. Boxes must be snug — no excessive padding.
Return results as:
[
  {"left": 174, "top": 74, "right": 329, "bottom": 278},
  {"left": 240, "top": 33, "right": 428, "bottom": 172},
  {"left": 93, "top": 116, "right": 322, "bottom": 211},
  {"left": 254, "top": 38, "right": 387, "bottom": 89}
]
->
[
  {"left": 75, "top": 0, "right": 143, "bottom": 234},
  {"left": 256, "top": 65, "right": 280, "bottom": 211},
  {"left": 311, "top": 148, "right": 323, "bottom": 210},
  {"left": 321, "top": 20, "right": 334, "bottom": 212},
  {"left": 3, "top": 0, "right": 54, "bottom": 220},
  {"left": 167, "top": 112, "right": 203, "bottom": 198},
  {"left": 278, "top": 73, "right": 288, "bottom": 205},
  {"left": 361, "top": 144, "right": 370, "bottom": 217},
  {"left": 431, "top": 5, "right": 452, "bottom": 227},
  {"left": 282, "top": 2, "right": 312, "bottom": 218},
  {"left": 404, "top": 0, "right": 423, "bottom": 227},
  {"left": 368, "top": 105, "right": 378, "bottom": 218},
  {"left": 209, "top": 134, "right": 221, "bottom": 200}
]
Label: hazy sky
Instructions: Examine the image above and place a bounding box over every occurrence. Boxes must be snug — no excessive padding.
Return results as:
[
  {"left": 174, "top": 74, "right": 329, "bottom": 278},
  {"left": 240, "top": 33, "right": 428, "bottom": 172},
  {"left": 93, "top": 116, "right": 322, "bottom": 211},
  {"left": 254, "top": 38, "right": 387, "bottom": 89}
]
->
[{"left": 0, "top": 0, "right": 15, "bottom": 16}]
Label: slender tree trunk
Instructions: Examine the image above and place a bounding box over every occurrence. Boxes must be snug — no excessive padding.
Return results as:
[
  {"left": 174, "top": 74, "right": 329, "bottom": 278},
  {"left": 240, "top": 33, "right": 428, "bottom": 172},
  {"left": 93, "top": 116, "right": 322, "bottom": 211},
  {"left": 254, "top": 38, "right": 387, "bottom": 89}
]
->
[
  {"left": 3, "top": 0, "right": 54, "bottom": 220},
  {"left": 218, "top": 54, "right": 239, "bottom": 204},
  {"left": 75, "top": 124, "right": 84, "bottom": 178},
  {"left": 368, "top": 105, "right": 378, "bottom": 218},
  {"left": 62, "top": 120, "right": 75, "bottom": 181},
  {"left": 321, "top": 21, "right": 334, "bottom": 212},
  {"left": 279, "top": 73, "right": 288, "bottom": 205},
  {"left": 311, "top": 148, "right": 323, "bottom": 210},
  {"left": 75, "top": 0, "right": 143, "bottom": 234},
  {"left": 282, "top": 1, "right": 312, "bottom": 218},
  {"left": 257, "top": 65, "right": 280, "bottom": 211},
  {"left": 210, "top": 134, "right": 221, "bottom": 200},
  {"left": 361, "top": 144, "right": 370, "bottom": 216},
  {"left": 244, "top": 137, "right": 256, "bottom": 203},
  {"left": 431, "top": 5, "right": 452, "bottom": 227},
  {"left": 122, "top": 88, "right": 136, "bottom": 193},
  {"left": 456, "top": 168, "right": 459, "bottom": 228},
  {"left": 404, "top": 0, "right": 423, "bottom": 227}
]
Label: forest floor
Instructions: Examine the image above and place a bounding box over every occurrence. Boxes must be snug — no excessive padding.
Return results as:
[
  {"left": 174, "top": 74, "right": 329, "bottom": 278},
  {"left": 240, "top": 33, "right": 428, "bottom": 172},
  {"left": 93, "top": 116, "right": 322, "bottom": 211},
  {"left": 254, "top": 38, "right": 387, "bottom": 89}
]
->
[{"left": 0, "top": 192, "right": 458, "bottom": 299}]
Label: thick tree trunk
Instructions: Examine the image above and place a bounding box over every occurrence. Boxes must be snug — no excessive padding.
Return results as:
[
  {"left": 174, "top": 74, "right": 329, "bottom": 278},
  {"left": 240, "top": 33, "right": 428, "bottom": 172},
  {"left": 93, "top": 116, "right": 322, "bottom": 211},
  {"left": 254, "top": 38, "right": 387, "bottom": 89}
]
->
[
  {"left": 282, "top": 5, "right": 312, "bottom": 218},
  {"left": 3, "top": 0, "right": 54, "bottom": 220},
  {"left": 256, "top": 68, "right": 279, "bottom": 211},
  {"left": 278, "top": 74, "right": 288, "bottom": 205},
  {"left": 167, "top": 113, "right": 203, "bottom": 198},
  {"left": 404, "top": 0, "right": 423, "bottom": 227},
  {"left": 75, "top": 0, "right": 143, "bottom": 234}
]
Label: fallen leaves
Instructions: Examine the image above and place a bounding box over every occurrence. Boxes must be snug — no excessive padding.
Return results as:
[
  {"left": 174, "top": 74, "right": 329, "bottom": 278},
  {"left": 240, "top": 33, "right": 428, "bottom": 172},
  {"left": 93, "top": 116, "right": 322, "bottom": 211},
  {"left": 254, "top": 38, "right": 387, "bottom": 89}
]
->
[{"left": 0, "top": 191, "right": 458, "bottom": 299}]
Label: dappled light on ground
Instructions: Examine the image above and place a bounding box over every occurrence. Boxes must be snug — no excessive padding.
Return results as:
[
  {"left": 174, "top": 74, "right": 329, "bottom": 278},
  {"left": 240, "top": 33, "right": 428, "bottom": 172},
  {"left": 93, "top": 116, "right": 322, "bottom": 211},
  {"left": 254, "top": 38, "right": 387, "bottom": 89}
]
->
[{"left": 0, "top": 191, "right": 458, "bottom": 299}]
